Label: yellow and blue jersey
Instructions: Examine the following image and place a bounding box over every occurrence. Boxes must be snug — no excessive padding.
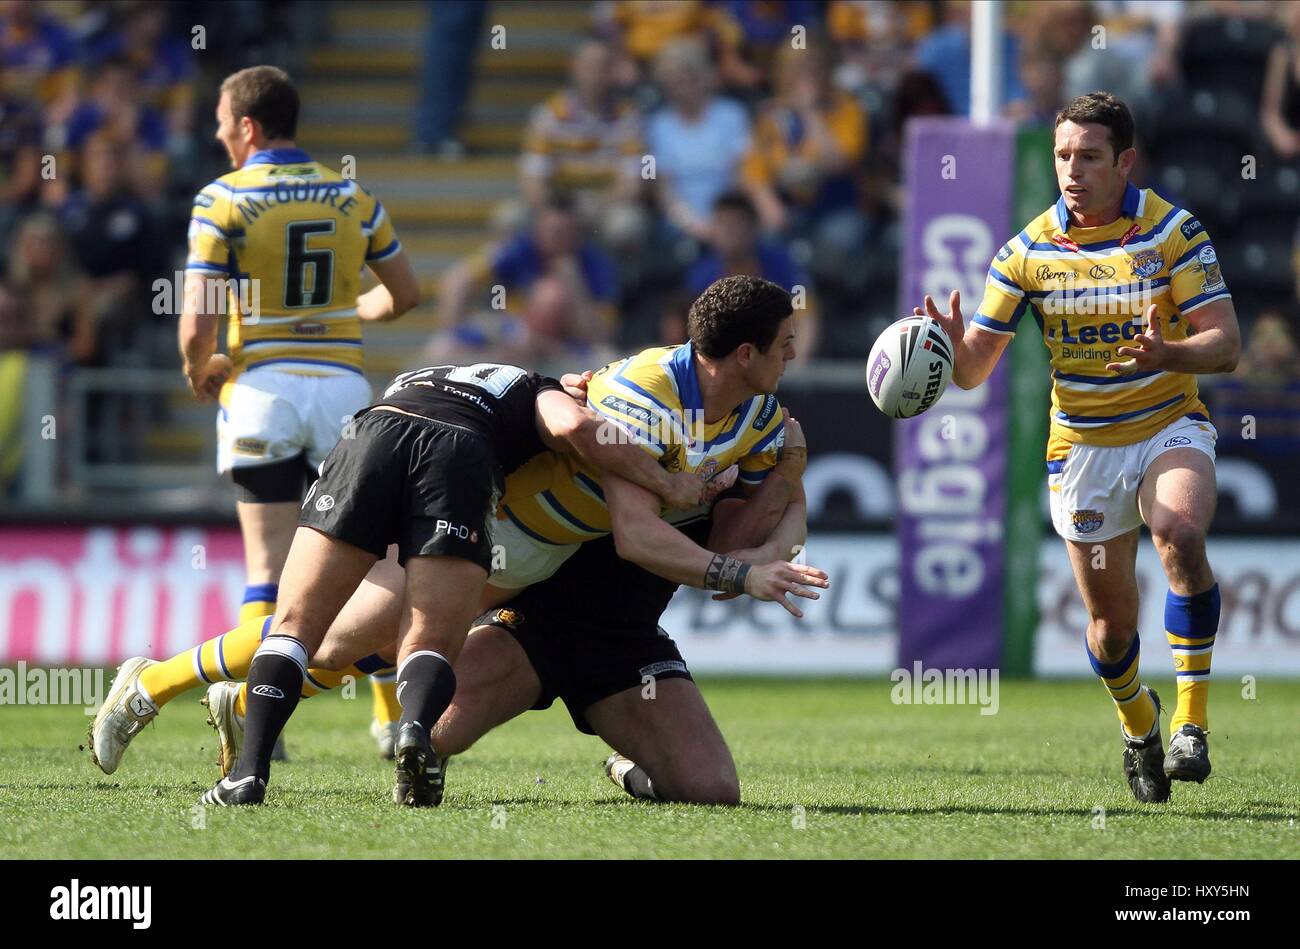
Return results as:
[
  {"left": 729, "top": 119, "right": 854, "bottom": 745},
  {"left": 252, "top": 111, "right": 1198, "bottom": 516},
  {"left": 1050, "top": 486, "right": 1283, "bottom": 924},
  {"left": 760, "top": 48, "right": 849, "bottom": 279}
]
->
[
  {"left": 973, "top": 183, "right": 1229, "bottom": 454},
  {"left": 500, "top": 343, "right": 786, "bottom": 545},
  {"left": 185, "top": 147, "right": 401, "bottom": 378}
]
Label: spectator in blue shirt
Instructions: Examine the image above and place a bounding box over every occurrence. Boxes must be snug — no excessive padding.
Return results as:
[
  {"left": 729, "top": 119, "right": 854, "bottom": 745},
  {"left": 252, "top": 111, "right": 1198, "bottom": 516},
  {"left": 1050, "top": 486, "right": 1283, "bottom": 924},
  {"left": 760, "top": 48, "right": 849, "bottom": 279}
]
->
[
  {"left": 647, "top": 38, "right": 752, "bottom": 242},
  {"left": 914, "top": 4, "right": 1026, "bottom": 115}
]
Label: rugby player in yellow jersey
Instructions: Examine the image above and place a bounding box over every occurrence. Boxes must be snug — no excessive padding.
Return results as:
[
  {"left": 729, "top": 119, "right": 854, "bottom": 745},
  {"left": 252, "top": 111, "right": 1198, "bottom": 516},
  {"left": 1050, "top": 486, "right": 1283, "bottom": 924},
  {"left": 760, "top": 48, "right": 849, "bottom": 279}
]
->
[
  {"left": 483, "top": 274, "right": 807, "bottom": 604},
  {"left": 90, "top": 66, "right": 420, "bottom": 773},
  {"left": 917, "top": 93, "right": 1240, "bottom": 803}
]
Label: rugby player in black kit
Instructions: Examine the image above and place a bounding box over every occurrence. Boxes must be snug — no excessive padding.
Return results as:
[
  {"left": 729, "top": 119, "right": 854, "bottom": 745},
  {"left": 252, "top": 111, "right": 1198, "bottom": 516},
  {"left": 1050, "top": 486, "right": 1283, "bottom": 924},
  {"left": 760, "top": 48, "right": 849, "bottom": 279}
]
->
[
  {"left": 202, "top": 363, "right": 826, "bottom": 806},
  {"left": 201, "top": 363, "right": 712, "bottom": 806}
]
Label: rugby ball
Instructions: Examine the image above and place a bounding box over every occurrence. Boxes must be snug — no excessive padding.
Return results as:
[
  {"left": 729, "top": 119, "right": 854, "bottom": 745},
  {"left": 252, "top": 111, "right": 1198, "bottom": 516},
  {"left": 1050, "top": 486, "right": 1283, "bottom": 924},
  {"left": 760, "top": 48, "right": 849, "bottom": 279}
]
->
[{"left": 865, "top": 315, "right": 954, "bottom": 418}]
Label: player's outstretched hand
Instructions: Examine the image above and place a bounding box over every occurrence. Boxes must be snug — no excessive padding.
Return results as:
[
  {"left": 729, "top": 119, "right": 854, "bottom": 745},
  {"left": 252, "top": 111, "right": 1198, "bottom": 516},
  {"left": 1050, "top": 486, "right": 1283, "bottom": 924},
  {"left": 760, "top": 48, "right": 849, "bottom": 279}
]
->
[
  {"left": 917, "top": 290, "right": 964, "bottom": 349},
  {"left": 744, "top": 561, "right": 829, "bottom": 618},
  {"left": 1107, "top": 304, "right": 1165, "bottom": 374},
  {"left": 560, "top": 370, "right": 594, "bottom": 405},
  {"left": 185, "top": 353, "right": 232, "bottom": 403}
]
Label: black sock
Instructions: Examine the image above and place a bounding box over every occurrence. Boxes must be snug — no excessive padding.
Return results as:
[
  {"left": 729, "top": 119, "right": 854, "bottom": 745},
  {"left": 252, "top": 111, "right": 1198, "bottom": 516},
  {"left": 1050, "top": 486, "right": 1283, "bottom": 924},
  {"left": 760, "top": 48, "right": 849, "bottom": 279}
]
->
[
  {"left": 230, "top": 636, "right": 306, "bottom": 783},
  {"left": 396, "top": 651, "right": 456, "bottom": 733},
  {"left": 622, "top": 764, "right": 660, "bottom": 801}
]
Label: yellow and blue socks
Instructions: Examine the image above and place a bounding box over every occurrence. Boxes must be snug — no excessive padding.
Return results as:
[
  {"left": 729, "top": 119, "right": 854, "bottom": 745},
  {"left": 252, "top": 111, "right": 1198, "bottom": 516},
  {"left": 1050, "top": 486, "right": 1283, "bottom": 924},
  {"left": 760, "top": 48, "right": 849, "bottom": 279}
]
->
[
  {"left": 1088, "top": 633, "right": 1158, "bottom": 741},
  {"left": 238, "top": 582, "right": 278, "bottom": 624},
  {"left": 1166, "top": 583, "right": 1219, "bottom": 732},
  {"left": 139, "top": 613, "right": 269, "bottom": 708},
  {"left": 370, "top": 669, "right": 401, "bottom": 725}
]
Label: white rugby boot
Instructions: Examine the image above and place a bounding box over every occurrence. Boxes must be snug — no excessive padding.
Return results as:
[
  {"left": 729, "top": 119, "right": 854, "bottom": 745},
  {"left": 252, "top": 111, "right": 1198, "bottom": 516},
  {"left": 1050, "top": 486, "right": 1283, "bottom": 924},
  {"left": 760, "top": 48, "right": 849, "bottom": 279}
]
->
[{"left": 89, "top": 657, "right": 159, "bottom": 774}]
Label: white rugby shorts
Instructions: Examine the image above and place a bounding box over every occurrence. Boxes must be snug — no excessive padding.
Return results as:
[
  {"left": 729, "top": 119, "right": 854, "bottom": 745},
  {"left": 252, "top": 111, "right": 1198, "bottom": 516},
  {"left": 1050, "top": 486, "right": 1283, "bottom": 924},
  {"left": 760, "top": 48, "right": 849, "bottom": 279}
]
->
[
  {"left": 216, "top": 367, "right": 372, "bottom": 474},
  {"left": 1048, "top": 414, "right": 1217, "bottom": 543}
]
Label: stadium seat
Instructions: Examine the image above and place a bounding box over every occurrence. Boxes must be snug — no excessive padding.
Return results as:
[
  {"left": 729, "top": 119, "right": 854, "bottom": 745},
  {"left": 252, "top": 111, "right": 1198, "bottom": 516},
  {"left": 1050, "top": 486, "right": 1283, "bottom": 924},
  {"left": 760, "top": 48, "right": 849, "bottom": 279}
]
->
[{"left": 1178, "top": 16, "right": 1282, "bottom": 100}]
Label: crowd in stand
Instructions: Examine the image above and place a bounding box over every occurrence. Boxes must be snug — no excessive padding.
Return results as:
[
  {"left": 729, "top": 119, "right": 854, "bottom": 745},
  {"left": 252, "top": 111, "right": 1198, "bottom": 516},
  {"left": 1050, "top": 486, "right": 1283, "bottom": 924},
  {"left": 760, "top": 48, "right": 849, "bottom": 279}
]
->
[
  {"left": 426, "top": 0, "right": 1300, "bottom": 387},
  {"left": 2, "top": 0, "right": 1299, "bottom": 496}
]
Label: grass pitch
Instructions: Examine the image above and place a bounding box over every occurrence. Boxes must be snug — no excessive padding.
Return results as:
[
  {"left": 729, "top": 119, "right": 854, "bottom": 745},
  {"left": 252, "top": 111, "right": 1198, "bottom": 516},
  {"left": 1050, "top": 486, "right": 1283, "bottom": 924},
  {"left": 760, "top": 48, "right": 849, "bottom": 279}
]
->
[{"left": 1, "top": 677, "right": 1295, "bottom": 859}]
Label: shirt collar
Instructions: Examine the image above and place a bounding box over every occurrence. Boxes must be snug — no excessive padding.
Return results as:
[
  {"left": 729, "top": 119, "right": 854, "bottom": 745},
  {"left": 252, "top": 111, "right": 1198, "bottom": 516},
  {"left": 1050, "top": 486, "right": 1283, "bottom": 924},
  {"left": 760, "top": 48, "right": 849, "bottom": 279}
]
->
[
  {"left": 243, "top": 147, "right": 313, "bottom": 167},
  {"left": 1055, "top": 182, "right": 1142, "bottom": 232},
  {"left": 667, "top": 340, "right": 703, "bottom": 414}
]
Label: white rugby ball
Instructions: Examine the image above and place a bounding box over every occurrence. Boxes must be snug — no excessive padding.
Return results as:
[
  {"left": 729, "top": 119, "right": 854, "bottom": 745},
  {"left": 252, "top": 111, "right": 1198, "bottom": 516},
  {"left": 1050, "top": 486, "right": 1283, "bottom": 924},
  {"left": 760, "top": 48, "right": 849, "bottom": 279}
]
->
[{"left": 865, "top": 315, "right": 954, "bottom": 418}]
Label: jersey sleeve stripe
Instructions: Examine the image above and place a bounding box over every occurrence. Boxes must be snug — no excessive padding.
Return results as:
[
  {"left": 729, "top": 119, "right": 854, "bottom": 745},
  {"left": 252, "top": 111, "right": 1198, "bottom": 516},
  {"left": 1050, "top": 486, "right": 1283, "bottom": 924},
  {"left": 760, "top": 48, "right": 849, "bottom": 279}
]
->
[
  {"left": 750, "top": 419, "right": 786, "bottom": 455},
  {"left": 973, "top": 312, "right": 1016, "bottom": 334},
  {"left": 987, "top": 269, "right": 1024, "bottom": 296},
  {"left": 185, "top": 260, "right": 233, "bottom": 274},
  {"left": 191, "top": 217, "right": 243, "bottom": 238},
  {"left": 739, "top": 467, "right": 772, "bottom": 484},
  {"left": 365, "top": 238, "right": 401, "bottom": 262},
  {"left": 1179, "top": 289, "right": 1232, "bottom": 313}
]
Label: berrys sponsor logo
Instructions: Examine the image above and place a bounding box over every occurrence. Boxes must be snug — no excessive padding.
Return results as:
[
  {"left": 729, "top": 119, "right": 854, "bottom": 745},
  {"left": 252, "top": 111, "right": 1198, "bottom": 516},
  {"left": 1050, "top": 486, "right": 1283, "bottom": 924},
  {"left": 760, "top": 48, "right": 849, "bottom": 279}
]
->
[
  {"left": 50, "top": 879, "right": 152, "bottom": 929},
  {"left": 251, "top": 684, "right": 285, "bottom": 699},
  {"left": 867, "top": 350, "right": 891, "bottom": 397},
  {"left": 1164, "top": 435, "right": 1192, "bottom": 448},
  {"left": 291, "top": 320, "right": 327, "bottom": 336},
  {"left": 315, "top": 494, "right": 335, "bottom": 512},
  {"left": 1071, "top": 509, "right": 1106, "bottom": 535}
]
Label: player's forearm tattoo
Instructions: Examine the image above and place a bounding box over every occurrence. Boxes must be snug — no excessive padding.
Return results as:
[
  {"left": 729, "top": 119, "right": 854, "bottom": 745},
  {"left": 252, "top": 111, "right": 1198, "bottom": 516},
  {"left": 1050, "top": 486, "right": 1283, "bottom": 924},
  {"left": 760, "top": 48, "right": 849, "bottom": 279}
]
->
[{"left": 704, "top": 554, "right": 751, "bottom": 594}]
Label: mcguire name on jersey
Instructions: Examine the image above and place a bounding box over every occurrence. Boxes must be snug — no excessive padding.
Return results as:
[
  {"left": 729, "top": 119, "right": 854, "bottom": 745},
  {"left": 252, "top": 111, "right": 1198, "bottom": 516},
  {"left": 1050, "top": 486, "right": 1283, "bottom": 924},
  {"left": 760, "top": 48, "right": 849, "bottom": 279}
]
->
[
  {"left": 973, "top": 183, "right": 1230, "bottom": 456},
  {"left": 501, "top": 342, "right": 787, "bottom": 546},
  {"left": 185, "top": 147, "right": 402, "bottom": 377}
]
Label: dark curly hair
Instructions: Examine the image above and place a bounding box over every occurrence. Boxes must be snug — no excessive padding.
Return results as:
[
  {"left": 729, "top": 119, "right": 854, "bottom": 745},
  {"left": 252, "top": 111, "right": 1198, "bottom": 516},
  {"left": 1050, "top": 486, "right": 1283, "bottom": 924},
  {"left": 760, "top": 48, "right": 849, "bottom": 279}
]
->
[
  {"left": 1055, "top": 91, "right": 1134, "bottom": 163},
  {"left": 687, "top": 275, "right": 792, "bottom": 358}
]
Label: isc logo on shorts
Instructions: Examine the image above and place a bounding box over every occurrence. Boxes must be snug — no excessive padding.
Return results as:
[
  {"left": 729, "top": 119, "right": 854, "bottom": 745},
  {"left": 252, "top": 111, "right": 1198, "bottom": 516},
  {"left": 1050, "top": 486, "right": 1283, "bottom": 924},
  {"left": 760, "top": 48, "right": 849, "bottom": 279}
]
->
[
  {"left": 315, "top": 494, "right": 335, "bottom": 511},
  {"left": 1164, "top": 435, "right": 1191, "bottom": 448},
  {"left": 436, "top": 520, "right": 478, "bottom": 542},
  {"left": 1071, "top": 509, "right": 1105, "bottom": 535}
]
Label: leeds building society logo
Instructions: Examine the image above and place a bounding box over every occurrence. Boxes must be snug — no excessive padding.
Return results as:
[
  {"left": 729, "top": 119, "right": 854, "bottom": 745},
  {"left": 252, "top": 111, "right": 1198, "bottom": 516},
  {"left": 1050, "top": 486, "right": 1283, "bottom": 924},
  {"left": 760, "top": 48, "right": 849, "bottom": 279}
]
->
[{"left": 1071, "top": 509, "right": 1106, "bottom": 535}]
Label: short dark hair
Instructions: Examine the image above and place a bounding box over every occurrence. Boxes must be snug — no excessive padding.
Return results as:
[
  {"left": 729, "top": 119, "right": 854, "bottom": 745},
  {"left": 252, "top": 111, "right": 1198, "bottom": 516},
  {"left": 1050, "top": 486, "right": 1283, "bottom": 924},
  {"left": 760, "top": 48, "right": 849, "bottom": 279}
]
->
[
  {"left": 687, "top": 275, "right": 792, "bottom": 358},
  {"left": 713, "top": 189, "right": 757, "bottom": 222},
  {"left": 221, "top": 65, "right": 299, "bottom": 140},
  {"left": 1054, "top": 91, "right": 1135, "bottom": 162}
]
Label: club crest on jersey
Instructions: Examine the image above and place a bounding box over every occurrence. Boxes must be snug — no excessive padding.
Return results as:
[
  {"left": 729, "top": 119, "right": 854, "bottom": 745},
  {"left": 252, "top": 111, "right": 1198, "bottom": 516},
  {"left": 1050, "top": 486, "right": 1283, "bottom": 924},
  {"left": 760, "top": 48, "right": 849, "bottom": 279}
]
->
[
  {"left": 1071, "top": 509, "right": 1105, "bottom": 535},
  {"left": 695, "top": 458, "right": 720, "bottom": 482},
  {"left": 1128, "top": 249, "right": 1164, "bottom": 280}
]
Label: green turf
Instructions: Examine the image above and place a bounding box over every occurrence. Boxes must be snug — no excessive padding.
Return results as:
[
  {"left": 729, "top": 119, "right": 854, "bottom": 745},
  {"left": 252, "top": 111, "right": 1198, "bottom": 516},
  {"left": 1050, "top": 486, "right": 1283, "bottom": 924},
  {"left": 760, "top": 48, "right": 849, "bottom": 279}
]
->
[{"left": 1, "top": 676, "right": 1296, "bottom": 859}]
